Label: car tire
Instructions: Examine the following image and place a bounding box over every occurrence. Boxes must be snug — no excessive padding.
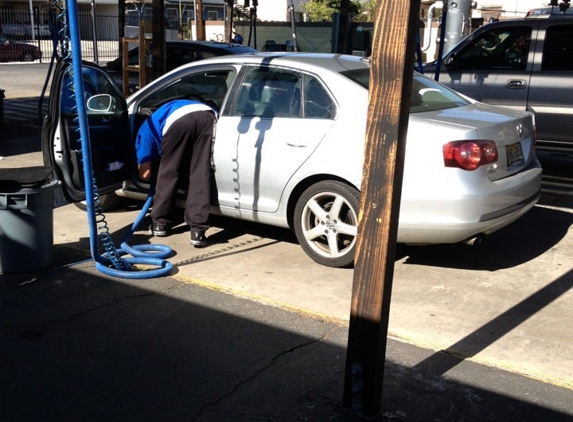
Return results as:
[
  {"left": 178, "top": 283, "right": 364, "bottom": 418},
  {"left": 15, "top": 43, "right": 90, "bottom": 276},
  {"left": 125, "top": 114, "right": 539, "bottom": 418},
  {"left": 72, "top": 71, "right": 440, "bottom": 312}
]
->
[
  {"left": 74, "top": 192, "right": 122, "bottom": 212},
  {"left": 20, "top": 51, "right": 35, "bottom": 62},
  {"left": 293, "top": 180, "right": 360, "bottom": 268}
]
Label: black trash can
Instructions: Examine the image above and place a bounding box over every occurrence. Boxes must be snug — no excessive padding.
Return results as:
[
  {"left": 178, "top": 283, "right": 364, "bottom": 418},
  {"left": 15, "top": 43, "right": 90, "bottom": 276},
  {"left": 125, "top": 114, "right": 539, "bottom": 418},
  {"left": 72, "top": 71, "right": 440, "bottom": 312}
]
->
[{"left": 0, "top": 167, "right": 58, "bottom": 274}]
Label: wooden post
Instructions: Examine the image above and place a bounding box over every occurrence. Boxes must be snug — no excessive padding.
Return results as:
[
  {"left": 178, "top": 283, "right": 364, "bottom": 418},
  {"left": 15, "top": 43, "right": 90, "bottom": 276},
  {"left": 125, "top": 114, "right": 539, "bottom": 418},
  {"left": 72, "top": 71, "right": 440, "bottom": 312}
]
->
[
  {"left": 224, "top": 0, "right": 234, "bottom": 42},
  {"left": 342, "top": 0, "right": 421, "bottom": 418},
  {"left": 138, "top": 20, "right": 147, "bottom": 90},
  {"left": 196, "top": 0, "right": 205, "bottom": 41}
]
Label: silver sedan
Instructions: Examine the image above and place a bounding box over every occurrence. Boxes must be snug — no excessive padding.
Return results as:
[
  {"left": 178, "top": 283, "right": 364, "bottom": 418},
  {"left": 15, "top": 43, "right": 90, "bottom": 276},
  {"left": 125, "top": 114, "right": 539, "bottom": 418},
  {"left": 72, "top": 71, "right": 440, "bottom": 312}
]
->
[{"left": 46, "top": 53, "right": 542, "bottom": 268}]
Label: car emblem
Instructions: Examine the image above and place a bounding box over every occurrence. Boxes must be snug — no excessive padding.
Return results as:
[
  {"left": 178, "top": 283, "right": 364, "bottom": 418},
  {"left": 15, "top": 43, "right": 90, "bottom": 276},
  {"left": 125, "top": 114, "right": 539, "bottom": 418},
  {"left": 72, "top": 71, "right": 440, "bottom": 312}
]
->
[{"left": 516, "top": 123, "right": 523, "bottom": 137}]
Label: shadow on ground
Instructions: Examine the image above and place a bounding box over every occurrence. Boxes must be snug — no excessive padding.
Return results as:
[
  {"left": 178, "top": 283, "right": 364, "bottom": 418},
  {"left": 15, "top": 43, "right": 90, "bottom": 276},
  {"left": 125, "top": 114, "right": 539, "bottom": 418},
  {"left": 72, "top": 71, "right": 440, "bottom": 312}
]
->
[
  {"left": 61, "top": 193, "right": 573, "bottom": 274},
  {"left": 398, "top": 204, "right": 573, "bottom": 271},
  {"left": 1, "top": 260, "right": 571, "bottom": 422}
]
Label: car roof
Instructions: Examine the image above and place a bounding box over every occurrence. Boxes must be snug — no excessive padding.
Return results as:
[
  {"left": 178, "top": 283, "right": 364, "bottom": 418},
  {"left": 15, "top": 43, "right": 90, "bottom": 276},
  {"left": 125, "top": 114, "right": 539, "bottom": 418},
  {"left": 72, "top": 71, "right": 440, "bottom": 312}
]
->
[
  {"left": 123, "top": 40, "right": 257, "bottom": 54},
  {"left": 469, "top": 15, "right": 573, "bottom": 29},
  {"left": 525, "top": 9, "right": 573, "bottom": 19},
  {"left": 128, "top": 52, "right": 371, "bottom": 103},
  {"left": 526, "top": 6, "right": 573, "bottom": 17},
  {"left": 165, "top": 40, "right": 258, "bottom": 53},
  {"left": 106, "top": 40, "right": 258, "bottom": 69},
  {"left": 175, "top": 52, "right": 370, "bottom": 73}
]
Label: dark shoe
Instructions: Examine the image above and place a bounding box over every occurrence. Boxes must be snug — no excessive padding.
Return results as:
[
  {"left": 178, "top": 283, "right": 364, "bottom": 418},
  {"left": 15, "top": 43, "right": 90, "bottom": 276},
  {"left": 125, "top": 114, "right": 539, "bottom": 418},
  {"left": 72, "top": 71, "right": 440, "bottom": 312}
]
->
[
  {"left": 149, "top": 222, "right": 169, "bottom": 237},
  {"left": 190, "top": 230, "right": 207, "bottom": 247}
]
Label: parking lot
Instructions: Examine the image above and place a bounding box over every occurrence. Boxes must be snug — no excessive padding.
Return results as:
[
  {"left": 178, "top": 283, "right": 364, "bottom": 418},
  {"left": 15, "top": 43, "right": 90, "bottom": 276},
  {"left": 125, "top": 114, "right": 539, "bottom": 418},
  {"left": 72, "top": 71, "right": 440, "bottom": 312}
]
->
[
  {"left": 44, "top": 188, "right": 573, "bottom": 388},
  {"left": 1, "top": 63, "right": 573, "bottom": 419}
]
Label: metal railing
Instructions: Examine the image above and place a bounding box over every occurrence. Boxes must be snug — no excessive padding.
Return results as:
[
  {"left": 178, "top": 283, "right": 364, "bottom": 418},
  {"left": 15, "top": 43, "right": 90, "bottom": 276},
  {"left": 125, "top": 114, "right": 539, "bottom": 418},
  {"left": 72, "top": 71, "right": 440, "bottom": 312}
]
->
[{"left": 1, "top": 9, "right": 120, "bottom": 63}]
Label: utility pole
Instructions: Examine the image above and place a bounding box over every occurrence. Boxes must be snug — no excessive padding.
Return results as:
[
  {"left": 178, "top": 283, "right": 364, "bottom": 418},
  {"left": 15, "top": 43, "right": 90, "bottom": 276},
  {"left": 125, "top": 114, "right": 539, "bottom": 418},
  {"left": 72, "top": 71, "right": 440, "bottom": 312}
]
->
[
  {"left": 336, "top": 0, "right": 352, "bottom": 54},
  {"left": 343, "top": 0, "right": 421, "bottom": 417}
]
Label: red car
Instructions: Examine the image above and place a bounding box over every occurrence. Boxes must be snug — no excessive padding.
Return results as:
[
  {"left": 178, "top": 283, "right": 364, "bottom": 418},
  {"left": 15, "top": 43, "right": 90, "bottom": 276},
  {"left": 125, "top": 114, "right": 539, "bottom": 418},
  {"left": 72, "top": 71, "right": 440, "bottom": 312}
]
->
[{"left": 0, "top": 35, "right": 42, "bottom": 62}]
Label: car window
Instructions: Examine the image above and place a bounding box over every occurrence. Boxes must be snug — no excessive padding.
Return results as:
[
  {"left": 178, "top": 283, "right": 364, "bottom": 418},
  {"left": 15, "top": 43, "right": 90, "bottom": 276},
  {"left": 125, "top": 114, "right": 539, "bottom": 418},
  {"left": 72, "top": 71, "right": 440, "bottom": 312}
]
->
[
  {"left": 200, "top": 51, "right": 218, "bottom": 59},
  {"left": 166, "top": 46, "right": 201, "bottom": 70},
  {"left": 125, "top": 44, "right": 201, "bottom": 71},
  {"left": 126, "top": 47, "right": 149, "bottom": 67},
  {"left": 231, "top": 67, "right": 302, "bottom": 118},
  {"left": 448, "top": 26, "right": 532, "bottom": 70},
  {"left": 61, "top": 66, "right": 125, "bottom": 115},
  {"left": 230, "top": 67, "right": 335, "bottom": 119},
  {"left": 138, "top": 69, "right": 236, "bottom": 112},
  {"left": 303, "top": 77, "right": 335, "bottom": 119},
  {"left": 340, "top": 68, "right": 468, "bottom": 113},
  {"left": 340, "top": 68, "right": 370, "bottom": 89},
  {"left": 409, "top": 74, "right": 470, "bottom": 113},
  {"left": 542, "top": 24, "right": 573, "bottom": 70}
]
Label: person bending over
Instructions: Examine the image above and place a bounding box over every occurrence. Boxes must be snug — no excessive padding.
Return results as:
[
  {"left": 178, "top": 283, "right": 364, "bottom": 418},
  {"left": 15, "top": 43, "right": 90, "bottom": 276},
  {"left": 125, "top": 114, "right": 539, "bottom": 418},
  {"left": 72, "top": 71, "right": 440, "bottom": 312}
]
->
[{"left": 135, "top": 99, "right": 217, "bottom": 247}]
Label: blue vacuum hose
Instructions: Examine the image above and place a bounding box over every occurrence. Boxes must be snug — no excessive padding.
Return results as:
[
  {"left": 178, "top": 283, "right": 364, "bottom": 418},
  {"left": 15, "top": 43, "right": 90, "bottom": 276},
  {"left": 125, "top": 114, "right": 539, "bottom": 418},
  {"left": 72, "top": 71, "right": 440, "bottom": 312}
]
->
[{"left": 67, "top": 0, "right": 173, "bottom": 278}]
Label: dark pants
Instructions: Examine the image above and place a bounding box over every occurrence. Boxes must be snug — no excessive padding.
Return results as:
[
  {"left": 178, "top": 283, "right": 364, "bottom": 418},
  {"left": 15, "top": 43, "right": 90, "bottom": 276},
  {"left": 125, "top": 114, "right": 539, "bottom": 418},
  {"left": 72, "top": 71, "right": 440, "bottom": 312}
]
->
[{"left": 151, "top": 110, "right": 215, "bottom": 232}]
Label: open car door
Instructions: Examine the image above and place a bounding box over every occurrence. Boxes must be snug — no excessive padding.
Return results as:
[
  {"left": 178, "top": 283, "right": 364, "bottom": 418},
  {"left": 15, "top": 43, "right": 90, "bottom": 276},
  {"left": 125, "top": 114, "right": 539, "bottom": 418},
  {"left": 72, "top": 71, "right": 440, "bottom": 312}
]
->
[{"left": 42, "top": 60, "right": 132, "bottom": 203}]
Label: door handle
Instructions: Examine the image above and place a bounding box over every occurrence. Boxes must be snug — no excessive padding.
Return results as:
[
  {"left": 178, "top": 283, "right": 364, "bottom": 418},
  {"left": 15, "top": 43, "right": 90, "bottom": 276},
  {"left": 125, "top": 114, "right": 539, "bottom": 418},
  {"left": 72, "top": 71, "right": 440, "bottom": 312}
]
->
[
  {"left": 286, "top": 140, "right": 308, "bottom": 147},
  {"left": 507, "top": 80, "right": 526, "bottom": 89}
]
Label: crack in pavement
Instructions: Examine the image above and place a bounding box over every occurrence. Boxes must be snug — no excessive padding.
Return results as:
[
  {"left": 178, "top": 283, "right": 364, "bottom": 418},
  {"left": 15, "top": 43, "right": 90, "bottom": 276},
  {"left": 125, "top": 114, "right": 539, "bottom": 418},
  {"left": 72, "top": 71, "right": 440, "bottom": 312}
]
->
[
  {"left": 191, "top": 331, "right": 332, "bottom": 421},
  {"left": 0, "top": 280, "right": 188, "bottom": 335}
]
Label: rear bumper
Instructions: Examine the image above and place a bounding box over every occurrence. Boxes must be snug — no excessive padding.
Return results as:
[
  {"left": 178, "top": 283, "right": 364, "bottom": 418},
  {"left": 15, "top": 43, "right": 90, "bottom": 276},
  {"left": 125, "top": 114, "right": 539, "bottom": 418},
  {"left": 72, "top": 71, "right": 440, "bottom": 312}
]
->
[
  {"left": 397, "top": 161, "right": 543, "bottom": 244},
  {"left": 397, "top": 191, "right": 539, "bottom": 244}
]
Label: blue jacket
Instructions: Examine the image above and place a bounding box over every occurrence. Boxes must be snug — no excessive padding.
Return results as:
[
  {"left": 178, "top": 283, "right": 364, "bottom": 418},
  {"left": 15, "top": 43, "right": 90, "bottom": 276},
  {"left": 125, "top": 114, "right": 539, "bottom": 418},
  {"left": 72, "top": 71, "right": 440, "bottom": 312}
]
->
[{"left": 135, "top": 99, "right": 217, "bottom": 164}]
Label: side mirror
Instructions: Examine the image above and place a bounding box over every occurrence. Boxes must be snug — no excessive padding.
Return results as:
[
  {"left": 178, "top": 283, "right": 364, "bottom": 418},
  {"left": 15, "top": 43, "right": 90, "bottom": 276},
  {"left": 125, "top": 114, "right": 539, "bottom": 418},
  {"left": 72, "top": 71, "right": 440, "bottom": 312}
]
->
[
  {"left": 444, "top": 54, "right": 456, "bottom": 69},
  {"left": 86, "top": 94, "right": 116, "bottom": 113}
]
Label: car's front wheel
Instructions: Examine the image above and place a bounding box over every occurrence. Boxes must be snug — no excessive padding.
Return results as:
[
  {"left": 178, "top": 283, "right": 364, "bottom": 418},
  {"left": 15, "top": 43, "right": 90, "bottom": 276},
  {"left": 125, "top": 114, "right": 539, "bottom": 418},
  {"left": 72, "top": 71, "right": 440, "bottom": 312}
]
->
[
  {"left": 20, "top": 50, "right": 36, "bottom": 62},
  {"left": 293, "top": 180, "right": 360, "bottom": 268},
  {"left": 74, "top": 192, "right": 122, "bottom": 212}
]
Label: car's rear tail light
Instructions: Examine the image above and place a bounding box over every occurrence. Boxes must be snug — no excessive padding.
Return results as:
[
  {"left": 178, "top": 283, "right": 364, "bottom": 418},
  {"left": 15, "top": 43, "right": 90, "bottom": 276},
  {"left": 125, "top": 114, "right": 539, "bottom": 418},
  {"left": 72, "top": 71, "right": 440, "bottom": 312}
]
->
[{"left": 443, "top": 140, "right": 498, "bottom": 171}]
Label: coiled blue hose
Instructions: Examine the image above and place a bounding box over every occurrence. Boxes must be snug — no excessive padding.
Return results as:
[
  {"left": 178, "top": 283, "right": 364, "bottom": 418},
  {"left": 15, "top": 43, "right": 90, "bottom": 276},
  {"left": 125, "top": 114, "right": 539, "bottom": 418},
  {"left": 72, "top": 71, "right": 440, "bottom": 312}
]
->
[
  {"left": 66, "top": 0, "right": 173, "bottom": 278},
  {"left": 97, "top": 193, "right": 174, "bottom": 278}
]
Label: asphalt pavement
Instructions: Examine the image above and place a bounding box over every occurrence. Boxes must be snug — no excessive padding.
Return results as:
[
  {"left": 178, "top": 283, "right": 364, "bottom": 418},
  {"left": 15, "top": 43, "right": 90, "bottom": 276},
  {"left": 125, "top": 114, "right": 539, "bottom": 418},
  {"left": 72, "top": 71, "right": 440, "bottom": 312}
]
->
[{"left": 1, "top": 63, "right": 573, "bottom": 421}]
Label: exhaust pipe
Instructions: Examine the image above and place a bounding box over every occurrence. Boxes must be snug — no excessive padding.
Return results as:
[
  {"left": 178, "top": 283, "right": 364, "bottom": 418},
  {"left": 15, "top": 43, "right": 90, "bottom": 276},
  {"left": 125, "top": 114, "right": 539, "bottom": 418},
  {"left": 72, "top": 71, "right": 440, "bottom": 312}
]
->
[{"left": 464, "top": 233, "right": 487, "bottom": 246}]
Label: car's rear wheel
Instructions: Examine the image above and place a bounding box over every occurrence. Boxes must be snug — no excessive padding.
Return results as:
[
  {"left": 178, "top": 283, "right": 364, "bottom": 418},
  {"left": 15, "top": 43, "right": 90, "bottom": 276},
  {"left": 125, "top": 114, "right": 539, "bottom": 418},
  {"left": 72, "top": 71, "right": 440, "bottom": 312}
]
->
[{"left": 293, "top": 180, "right": 360, "bottom": 268}]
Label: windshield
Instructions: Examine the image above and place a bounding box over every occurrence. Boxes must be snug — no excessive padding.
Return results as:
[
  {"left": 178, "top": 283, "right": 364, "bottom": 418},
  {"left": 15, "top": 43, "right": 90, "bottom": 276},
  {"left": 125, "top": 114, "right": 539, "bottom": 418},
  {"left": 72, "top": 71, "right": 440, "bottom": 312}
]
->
[{"left": 340, "top": 68, "right": 469, "bottom": 113}]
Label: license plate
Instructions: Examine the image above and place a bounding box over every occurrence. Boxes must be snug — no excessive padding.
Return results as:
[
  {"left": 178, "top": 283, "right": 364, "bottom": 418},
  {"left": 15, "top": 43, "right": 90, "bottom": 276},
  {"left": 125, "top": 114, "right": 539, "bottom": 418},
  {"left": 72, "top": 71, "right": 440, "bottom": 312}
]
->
[{"left": 506, "top": 142, "right": 524, "bottom": 167}]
